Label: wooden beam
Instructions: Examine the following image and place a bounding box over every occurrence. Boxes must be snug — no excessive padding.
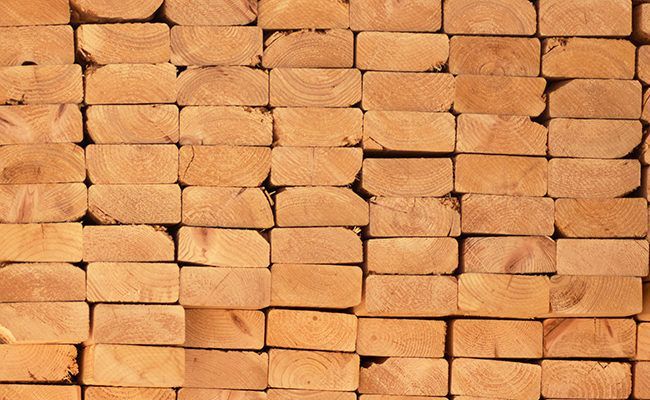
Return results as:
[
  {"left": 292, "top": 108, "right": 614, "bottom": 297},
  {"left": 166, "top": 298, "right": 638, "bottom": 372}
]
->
[
  {"left": 449, "top": 319, "right": 542, "bottom": 358},
  {"left": 0, "top": 65, "right": 82, "bottom": 105},
  {"left": 357, "top": 318, "right": 446, "bottom": 357},
  {"left": 542, "top": 38, "right": 635, "bottom": 79},
  {"left": 87, "top": 105, "right": 179, "bottom": 144},
  {"left": 177, "top": 67, "right": 268, "bottom": 106},
  {"left": 538, "top": 0, "right": 632, "bottom": 36},
  {"left": 556, "top": 239, "right": 648, "bottom": 276},
  {"left": 185, "top": 350, "right": 266, "bottom": 389},
  {"left": 0, "top": 26, "right": 73, "bottom": 66},
  {"left": 350, "top": 0, "right": 441, "bottom": 32},
  {"left": 185, "top": 309, "right": 264, "bottom": 350},
  {"left": 272, "top": 107, "right": 362, "bottom": 147},
  {"left": 363, "top": 111, "right": 455, "bottom": 153},
  {"left": 85, "top": 387, "right": 174, "bottom": 400},
  {"left": 454, "top": 75, "right": 546, "bottom": 116},
  {"left": 368, "top": 197, "right": 461, "bottom": 237},
  {"left": 177, "top": 226, "right": 269, "bottom": 268},
  {"left": 180, "top": 267, "right": 270, "bottom": 309},
  {"left": 85, "top": 64, "right": 176, "bottom": 105},
  {"left": 635, "top": 362, "right": 650, "bottom": 399},
  {"left": 0, "top": 263, "right": 85, "bottom": 302},
  {"left": 362, "top": 72, "right": 454, "bottom": 111},
  {"left": 87, "top": 262, "right": 178, "bottom": 303},
  {"left": 546, "top": 79, "right": 641, "bottom": 119},
  {"left": 271, "top": 228, "right": 362, "bottom": 264},
  {"left": 162, "top": 0, "right": 256, "bottom": 25},
  {"left": 366, "top": 237, "right": 457, "bottom": 275},
  {"left": 86, "top": 144, "right": 178, "bottom": 184},
  {"left": 0, "top": 345, "right": 78, "bottom": 382},
  {"left": 359, "top": 358, "right": 447, "bottom": 396},
  {"left": 461, "top": 236, "right": 556, "bottom": 274},
  {"left": 180, "top": 106, "right": 271, "bottom": 146},
  {"left": 541, "top": 360, "right": 631, "bottom": 399},
  {"left": 275, "top": 187, "right": 368, "bottom": 227},
  {"left": 77, "top": 23, "right": 170, "bottom": 64},
  {"left": 263, "top": 29, "right": 354, "bottom": 69},
  {"left": 258, "top": 0, "right": 349, "bottom": 29},
  {"left": 548, "top": 119, "right": 642, "bottom": 158},
  {"left": 455, "top": 154, "right": 547, "bottom": 196},
  {"left": 0, "top": 105, "right": 82, "bottom": 145},
  {"left": 0, "top": 0, "right": 69, "bottom": 25},
  {"left": 268, "top": 349, "right": 359, "bottom": 391},
  {"left": 179, "top": 389, "right": 265, "bottom": 400},
  {"left": 171, "top": 26, "right": 261, "bottom": 66},
  {"left": 269, "top": 389, "right": 355, "bottom": 400},
  {"left": 270, "top": 68, "right": 361, "bottom": 108},
  {"left": 271, "top": 147, "right": 362, "bottom": 186},
  {"left": 179, "top": 145, "right": 270, "bottom": 187},
  {"left": 362, "top": 158, "right": 452, "bottom": 197},
  {"left": 638, "top": 323, "right": 650, "bottom": 360},
  {"left": 456, "top": 114, "right": 547, "bottom": 156},
  {"left": 357, "top": 32, "right": 448, "bottom": 72},
  {"left": 88, "top": 184, "right": 180, "bottom": 225},
  {"left": 443, "top": 0, "right": 535, "bottom": 35},
  {"left": 182, "top": 187, "right": 274, "bottom": 229},
  {"left": 0, "top": 144, "right": 85, "bottom": 184},
  {"left": 0, "top": 302, "right": 87, "bottom": 344},
  {"left": 83, "top": 225, "right": 174, "bottom": 262},
  {"left": 451, "top": 358, "right": 541, "bottom": 400},
  {"left": 0, "top": 385, "right": 80, "bottom": 400},
  {"left": 461, "top": 194, "right": 554, "bottom": 235},
  {"left": 449, "top": 36, "right": 540, "bottom": 76},
  {"left": 0, "top": 223, "right": 82, "bottom": 263},
  {"left": 548, "top": 158, "right": 640, "bottom": 198},
  {"left": 0, "top": 183, "right": 86, "bottom": 223},
  {"left": 543, "top": 318, "right": 636, "bottom": 358}
]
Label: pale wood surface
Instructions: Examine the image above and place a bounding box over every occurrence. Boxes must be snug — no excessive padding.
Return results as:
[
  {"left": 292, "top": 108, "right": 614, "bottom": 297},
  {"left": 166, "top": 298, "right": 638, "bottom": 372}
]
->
[
  {"left": 456, "top": 114, "right": 547, "bottom": 156},
  {"left": 0, "top": 65, "right": 82, "bottom": 105},
  {"left": 263, "top": 29, "right": 354, "bottom": 69},
  {"left": 0, "top": 26, "right": 73, "bottom": 66},
  {"left": 83, "top": 225, "right": 175, "bottom": 262},
  {"left": 0, "top": 345, "right": 78, "bottom": 382},
  {"left": 542, "top": 38, "right": 636, "bottom": 79},
  {"left": 177, "top": 226, "right": 269, "bottom": 267},
  {"left": 362, "top": 158, "right": 453, "bottom": 197},
  {"left": 451, "top": 358, "right": 541, "bottom": 400},
  {"left": 271, "top": 228, "right": 363, "bottom": 264},
  {"left": 461, "top": 194, "right": 554, "bottom": 235},
  {"left": 272, "top": 108, "right": 362, "bottom": 147},
  {"left": 366, "top": 237, "right": 457, "bottom": 275},
  {"left": 179, "top": 145, "right": 270, "bottom": 187},
  {"left": 541, "top": 360, "right": 631, "bottom": 399},
  {"left": 450, "top": 319, "right": 542, "bottom": 358},
  {"left": 538, "top": 0, "right": 632, "bottom": 36},
  {"left": 350, "top": 0, "right": 441, "bottom": 32},
  {"left": 182, "top": 187, "right": 274, "bottom": 228},
  {"left": 363, "top": 111, "right": 455, "bottom": 153},
  {"left": 87, "top": 105, "right": 179, "bottom": 144},
  {"left": 87, "top": 262, "right": 179, "bottom": 303},
  {"left": 544, "top": 318, "right": 636, "bottom": 358},
  {"left": 88, "top": 184, "right": 181, "bottom": 225},
  {"left": 454, "top": 75, "right": 546, "bottom": 116},
  {"left": 86, "top": 144, "right": 178, "bottom": 184},
  {"left": 270, "top": 68, "right": 361, "bottom": 108},
  {"left": 359, "top": 358, "right": 448, "bottom": 396},
  {"left": 0, "top": 263, "right": 85, "bottom": 302},
  {"left": 1, "top": 385, "right": 81, "bottom": 400},
  {"left": 258, "top": 0, "right": 348, "bottom": 29},
  {"left": 547, "top": 79, "right": 641, "bottom": 119},
  {"left": 180, "top": 106, "right": 271, "bottom": 146},
  {"left": 0, "top": 183, "right": 86, "bottom": 223},
  {"left": 0, "top": 0, "right": 70, "bottom": 26},
  {"left": 275, "top": 187, "right": 368, "bottom": 227},
  {"left": 171, "top": 26, "right": 261, "bottom": 66},
  {"left": 556, "top": 239, "right": 649, "bottom": 276},
  {"left": 185, "top": 309, "right": 264, "bottom": 350},
  {"left": 85, "top": 64, "right": 176, "bottom": 105},
  {"left": 0, "top": 302, "right": 88, "bottom": 344},
  {"left": 368, "top": 196, "right": 461, "bottom": 237},
  {"left": 177, "top": 67, "right": 268, "bottom": 106},
  {"left": 268, "top": 349, "right": 359, "bottom": 391},
  {"left": 71, "top": 0, "right": 162, "bottom": 22},
  {"left": 271, "top": 147, "right": 362, "bottom": 186},
  {"left": 85, "top": 387, "right": 174, "bottom": 400},
  {"left": 180, "top": 267, "right": 270, "bottom": 309},
  {"left": 461, "top": 236, "right": 556, "bottom": 274},
  {"left": 362, "top": 72, "right": 454, "bottom": 111},
  {"left": 77, "top": 23, "right": 170, "bottom": 64},
  {"left": 449, "top": 36, "right": 540, "bottom": 76},
  {"left": 548, "top": 158, "right": 640, "bottom": 198},
  {"left": 0, "top": 223, "right": 82, "bottom": 262},
  {"left": 0, "top": 105, "right": 82, "bottom": 144},
  {"left": 444, "top": 0, "right": 536, "bottom": 35},
  {"left": 357, "top": 318, "right": 446, "bottom": 358},
  {"left": 548, "top": 119, "right": 642, "bottom": 158},
  {"left": 356, "top": 32, "right": 448, "bottom": 72},
  {"left": 0, "top": 144, "right": 85, "bottom": 184},
  {"left": 162, "top": 0, "right": 257, "bottom": 25}
]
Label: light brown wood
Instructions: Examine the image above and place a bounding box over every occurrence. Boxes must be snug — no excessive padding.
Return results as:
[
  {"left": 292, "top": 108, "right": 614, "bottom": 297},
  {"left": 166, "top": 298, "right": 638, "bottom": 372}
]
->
[
  {"left": 185, "top": 350, "right": 266, "bottom": 389},
  {"left": 271, "top": 147, "right": 362, "bottom": 186},
  {"left": 270, "top": 264, "right": 362, "bottom": 309},
  {"left": 443, "top": 0, "right": 535, "bottom": 35},
  {"left": 635, "top": 362, "right": 650, "bottom": 399},
  {"left": 271, "top": 228, "right": 362, "bottom": 264},
  {"left": 0, "top": 26, "right": 73, "bottom": 66},
  {"left": 638, "top": 323, "right": 650, "bottom": 360},
  {"left": 258, "top": 0, "right": 348, "bottom": 29},
  {"left": 461, "top": 236, "right": 556, "bottom": 274},
  {"left": 640, "top": 282, "right": 650, "bottom": 322},
  {"left": 542, "top": 38, "right": 635, "bottom": 79},
  {"left": 548, "top": 118, "right": 642, "bottom": 158},
  {"left": 171, "top": 26, "right": 261, "bottom": 66},
  {"left": 87, "top": 105, "right": 179, "bottom": 144},
  {"left": 547, "top": 79, "right": 641, "bottom": 119},
  {"left": 640, "top": 46, "right": 650, "bottom": 84},
  {"left": 359, "top": 358, "right": 447, "bottom": 396},
  {"left": 269, "top": 349, "right": 359, "bottom": 391},
  {"left": 87, "top": 262, "right": 179, "bottom": 303},
  {"left": 179, "top": 145, "right": 270, "bottom": 187},
  {"left": 85, "top": 387, "right": 174, "bottom": 400},
  {"left": 556, "top": 239, "right": 648, "bottom": 276},
  {"left": 90, "top": 304, "right": 184, "bottom": 345},
  {"left": 180, "top": 267, "right": 270, "bottom": 309},
  {"left": 178, "top": 67, "right": 268, "bottom": 106},
  {"left": 81, "top": 344, "right": 184, "bottom": 387},
  {"left": 366, "top": 237, "right": 457, "bottom": 275},
  {"left": 541, "top": 360, "right": 631, "bottom": 399},
  {"left": 456, "top": 114, "right": 547, "bottom": 156},
  {"left": 85, "top": 64, "right": 176, "bottom": 104},
  {"left": 454, "top": 75, "right": 546, "bottom": 116},
  {"left": 179, "top": 389, "right": 266, "bottom": 400},
  {"left": 88, "top": 185, "right": 180, "bottom": 225},
  {"left": 362, "top": 72, "right": 454, "bottom": 111},
  {"left": 350, "top": 0, "right": 441, "bottom": 32},
  {"left": 163, "top": 0, "right": 257, "bottom": 25},
  {"left": 0, "top": 385, "right": 81, "bottom": 400},
  {"left": 0, "top": 0, "right": 70, "bottom": 26},
  {"left": 0, "top": 263, "right": 85, "bottom": 302},
  {"left": 180, "top": 106, "right": 272, "bottom": 146},
  {"left": 450, "top": 319, "right": 543, "bottom": 358},
  {"left": 77, "top": 24, "right": 169, "bottom": 64},
  {"left": 548, "top": 158, "right": 640, "bottom": 198},
  {"left": 177, "top": 226, "right": 269, "bottom": 268},
  {"left": 185, "top": 309, "right": 264, "bottom": 350},
  {"left": 83, "top": 225, "right": 175, "bottom": 262},
  {"left": 0, "top": 302, "right": 88, "bottom": 344},
  {"left": 451, "top": 358, "right": 541, "bottom": 400},
  {"left": 182, "top": 187, "right": 273, "bottom": 228},
  {"left": 363, "top": 111, "right": 455, "bottom": 153},
  {"left": 275, "top": 187, "right": 368, "bottom": 227},
  {"left": 0, "top": 105, "right": 82, "bottom": 144},
  {"left": 71, "top": 0, "right": 163, "bottom": 22},
  {"left": 543, "top": 318, "right": 636, "bottom": 358},
  {"left": 368, "top": 196, "right": 461, "bottom": 237},
  {"left": 0, "top": 223, "right": 82, "bottom": 262},
  {"left": 357, "top": 318, "right": 446, "bottom": 357},
  {"left": 455, "top": 154, "right": 547, "bottom": 196},
  {"left": 263, "top": 29, "right": 354, "bottom": 69},
  {"left": 636, "top": 4, "right": 650, "bottom": 43},
  {"left": 0, "top": 345, "right": 78, "bottom": 382},
  {"left": 273, "top": 107, "right": 362, "bottom": 147},
  {"left": 266, "top": 309, "right": 357, "bottom": 352},
  {"left": 449, "top": 36, "right": 540, "bottom": 76},
  {"left": 361, "top": 158, "right": 453, "bottom": 197},
  {"left": 359, "top": 396, "right": 443, "bottom": 400},
  {"left": 270, "top": 68, "right": 361, "bottom": 108},
  {"left": 357, "top": 32, "right": 448, "bottom": 72},
  {"left": 538, "top": 0, "right": 632, "bottom": 36},
  {"left": 461, "top": 194, "right": 554, "bottom": 235},
  {"left": 458, "top": 273, "right": 549, "bottom": 318},
  {"left": 269, "top": 390, "right": 355, "bottom": 400},
  {"left": 0, "top": 183, "right": 86, "bottom": 223},
  {"left": 0, "top": 144, "right": 85, "bottom": 184}
]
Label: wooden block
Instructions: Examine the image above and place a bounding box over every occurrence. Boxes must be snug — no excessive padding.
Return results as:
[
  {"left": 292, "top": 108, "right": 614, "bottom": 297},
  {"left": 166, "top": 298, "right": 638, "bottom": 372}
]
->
[
  {"left": 362, "top": 72, "right": 454, "bottom": 111},
  {"left": 81, "top": 344, "right": 184, "bottom": 387},
  {"left": 180, "top": 106, "right": 271, "bottom": 146},
  {"left": 635, "top": 362, "right": 650, "bottom": 399},
  {"left": 179, "top": 389, "right": 266, "bottom": 400},
  {"left": 366, "top": 237, "right": 457, "bottom": 275},
  {"left": 90, "top": 304, "right": 184, "bottom": 345},
  {"left": 0, "top": 385, "right": 81, "bottom": 400},
  {"left": 85, "top": 387, "right": 174, "bottom": 400},
  {"left": 185, "top": 349, "right": 266, "bottom": 389},
  {"left": 267, "top": 309, "right": 356, "bottom": 352},
  {"left": 368, "top": 196, "right": 460, "bottom": 237},
  {"left": 357, "top": 318, "right": 446, "bottom": 357},
  {"left": 0, "top": 302, "right": 87, "bottom": 344},
  {"left": 449, "top": 36, "right": 539, "bottom": 76},
  {"left": 556, "top": 239, "right": 648, "bottom": 276},
  {"left": 179, "top": 145, "right": 270, "bottom": 186},
  {"left": 177, "top": 67, "right": 268, "bottom": 106},
  {"left": 0, "top": 0, "right": 69, "bottom": 26},
  {"left": 548, "top": 275, "right": 642, "bottom": 317},
  {"left": 0, "top": 105, "right": 82, "bottom": 144},
  {"left": 185, "top": 309, "right": 264, "bottom": 350},
  {"left": 180, "top": 267, "right": 270, "bottom": 309},
  {"left": 0, "top": 223, "right": 82, "bottom": 263},
  {"left": 177, "top": 226, "right": 269, "bottom": 268},
  {"left": 639, "top": 323, "right": 650, "bottom": 359},
  {"left": 364, "top": 275, "right": 457, "bottom": 317},
  {"left": 0, "top": 183, "right": 86, "bottom": 223},
  {"left": 87, "top": 105, "right": 179, "bottom": 144},
  {"left": 359, "top": 358, "right": 447, "bottom": 396},
  {"left": 454, "top": 75, "right": 546, "bottom": 116},
  {"left": 77, "top": 23, "right": 170, "bottom": 64},
  {"left": 0, "top": 144, "right": 85, "bottom": 184},
  {"left": 541, "top": 360, "right": 631, "bottom": 399},
  {"left": 87, "top": 262, "right": 179, "bottom": 303},
  {"left": 269, "top": 390, "right": 354, "bottom": 400},
  {"left": 461, "top": 236, "right": 556, "bottom": 274},
  {"left": 636, "top": 4, "right": 650, "bottom": 43},
  {"left": 270, "top": 68, "right": 360, "bottom": 108},
  {"left": 544, "top": 318, "right": 636, "bottom": 358},
  {"left": 350, "top": 0, "right": 441, "bottom": 32},
  {"left": 548, "top": 158, "right": 640, "bottom": 198},
  {"left": 451, "top": 358, "right": 541, "bottom": 400},
  {"left": 163, "top": 0, "right": 256, "bottom": 25},
  {"left": 83, "top": 225, "right": 174, "bottom": 262},
  {"left": 547, "top": 79, "right": 641, "bottom": 119},
  {"left": 270, "top": 264, "right": 362, "bottom": 309},
  {"left": 548, "top": 118, "right": 642, "bottom": 158},
  {"left": 640, "top": 282, "right": 650, "bottom": 322},
  {"left": 258, "top": 0, "right": 348, "bottom": 29},
  {"left": 182, "top": 187, "right": 273, "bottom": 228},
  {"left": 0, "top": 345, "right": 78, "bottom": 382},
  {"left": 88, "top": 184, "right": 180, "bottom": 225},
  {"left": 359, "top": 397, "right": 443, "bottom": 400},
  {"left": 273, "top": 107, "right": 361, "bottom": 147},
  {"left": 275, "top": 187, "right": 368, "bottom": 227},
  {"left": 639, "top": 46, "right": 650, "bottom": 84},
  {"left": 0, "top": 26, "right": 73, "bottom": 66},
  {"left": 361, "top": 158, "right": 452, "bottom": 197},
  {"left": 458, "top": 273, "right": 549, "bottom": 318},
  {"left": 87, "top": 144, "right": 178, "bottom": 184},
  {"left": 271, "top": 228, "right": 361, "bottom": 264},
  {"left": 71, "top": 0, "right": 162, "bottom": 22},
  {"left": 263, "top": 29, "right": 353, "bottom": 69},
  {"left": 0, "top": 263, "right": 85, "bottom": 302},
  {"left": 356, "top": 32, "right": 448, "bottom": 72},
  {"left": 269, "top": 349, "right": 358, "bottom": 391},
  {"left": 362, "top": 111, "right": 454, "bottom": 153},
  {"left": 542, "top": 38, "right": 635, "bottom": 79},
  {"left": 456, "top": 114, "right": 547, "bottom": 156},
  {"left": 270, "top": 147, "right": 362, "bottom": 186},
  {"left": 455, "top": 154, "right": 547, "bottom": 196},
  {"left": 85, "top": 64, "right": 176, "bottom": 105},
  {"left": 444, "top": 0, "right": 535, "bottom": 35},
  {"left": 0, "top": 65, "right": 82, "bottom": 105},
  {"left": 461, "top": 194, "right": 554, "bottom": 235},
  {"left": 450, "top": 319, "right": 543, "bottom": 358},
  {"left": 171, "top": 26, "right": 261, "bottom": 66},
  {"left": 538, "top": 0, "right": 632, "bottom": 36}
]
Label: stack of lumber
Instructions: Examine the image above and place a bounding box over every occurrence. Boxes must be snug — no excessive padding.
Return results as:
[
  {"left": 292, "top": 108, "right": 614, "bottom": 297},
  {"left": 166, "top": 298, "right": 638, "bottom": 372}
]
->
[{"left": 0, "top": 0, "right": 649, "bottom": 399}]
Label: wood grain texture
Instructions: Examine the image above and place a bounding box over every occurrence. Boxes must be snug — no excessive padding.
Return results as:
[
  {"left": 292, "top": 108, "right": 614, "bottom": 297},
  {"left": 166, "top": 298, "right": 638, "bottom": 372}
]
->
[
  {"left": 180, "top": 106, "right": 272, "bottom": 146},
  {"left": 450, "top": 319, "right": 543, "bottom": 359},
  {"left": 461, "top": 194, "right": 554, "bottom": 235},
  {"left": 0, "top": 263, "right": 85, "bottom": 302},
  {"left": 263, "top": 29, "right": 353, "bottom": 69},
  {"left": 538, "top": 0, "right": 632, "bottom": 36},
  {"left": 258, "top": 0, "right": 349, "bottom": 29},
  {"left": 180, "top": 267, "right": 270, "bottom": 309},
  {"left": 88, "top": 184, "right": 181, "bottom": 225},
  {"left": 636, "top": 362, "right": 650, "bottom": 399},
  {"left": 171, "top": 26, "right": 261, "bottom": 66},
  {"left": 179, "top": 389, "right": 266, "bottom": 400},
  {"left": 359, "top": 358, "right": 448, "bottom": 396},
  {"left": 0, "top": 144, "right": 85, "bottom": 184},
  {"left": 363, "top": 111, "right": 455, "bottom": 153},
  {"left": 0, "top": 345, "right": 78, "bottom": 382},
  {"left": 547, "top": 79, "right": 641, "bottom": 119},
  {"left": 177, "top": 67, "right": 268, "bottom": 106},
  {"left": 85, "top": 387, "right": 174, "bottom": 400},
  {"left": 163, "top": 0, "right": 257, "bottom": 25},
  {"left": 444, "top": 0, "right": 535, "bottom": 35},
  {"left": 356, "top": 32, "right": 448, "bottom": 72},
  {"left": 77, "top": 23, "right": 170, "bottom": 64},
  {"left": 271, "top": 228, "right": 362, "bottom": 264},
  {"left": 0, "top": 105, "right": 82, "bottom": 144},
  {"left": 87, "top": 262, "right": 179, "bottom": 303},
  {"left": 0, "top": 302, "right": 88, "bottom": 344},
  {"left": 542, "top": 38, "right": 636, "bottom": 79},
  {"left": 368, "top": 196, "right": 461, "bottom": 237},
  {"left": 0, "top": 385, "right": 81, "bottom": 400},
  {"left": 451, "top": 358, "right": 541, "bottom": 400},
  {"left": 456, "top": 114, "right": 547, "bottom": 156},
  {"left": 271, "top": 147, "right": 362, "bottom": 186},
  {"left": 85, "top": 64, "right": 176, "bottom": 105},
  {"left": 0, "top": 183, "right": 86, "bottom": 223},
  {"left": 0, "top": 26, "right": 73, "bottom": 66},
  {"left": 275, "top": 187, "right": 368, "bottom": 227},
  {"left": 543, "top": 318, "right": 636, "bottom": 358},
  {"left": 366, "top": 237, "right": 457, "bottom": 275},
  {"left": 357, "top": 318, "right": 446, "bottom": 358},
  {"left": 179, "top": 145, "right": 270, "bottom": 187},
  {"left": 362, "top": 72, "right": 454, "bottom": 111},
  {"left": 548, "top": 119, "right": 642, "bottom": 158},
  {"left": 0, "top": 0, "right": 70, "bottom": 26},
  {"left": 361, "top": 158, "right": 453, "bottom": 197},
  {"left": 71, "top": 0, "right": 163, "bottom": 22},
  {"left": 83, "top": 225, "right": 174, "bottom": 262},
  {"left": 185, "top": 309, "right": 264, "bottom": 350},
  {"left": 270, "top": 68, "right": 361, "bottom": 108},
  {"left": 541, "top": 360, "right": 631, "bottom": 399},
  {"left": 273, "top": 107, "right": 362, "bottom": 147},
  {"left": 87, "top": 105, "right": 179, "bottom": 144},
  {"left": 182, "top": 187, "right": 274, "bottom": 228},
  {"left": 177, "top": 226, "right": 269, "bottom": 268},
  {"left": 461, "top": 236, "right": 556, "bottom": 274},
  {"left": 269, "top": 390, "right": 355, "bottom": 400},
  {"left": 350, "top": 0, "right": 441, "bottom": 32},
  {"left": 0, "top": 223, "right": 82, "bottom": 263},
  {"left": 454, "top": 75, "right": 546, "bottom": 116},
  {"left": 555, "top": 198, "right": 647, "bottom": 238},
  {"left": 449, "top": 36, "right": 540, "bottom": 76},
  {"left": 548, "top": 158, "right": 640, "bottom": 198},
  {"left": 268, "top": 349, "right": 359, "bottom": 391},
  {"left": 185, "top": 350, "right": 266, "bottom": 389},
  {"left": 556, "top": 239, "right": 648, "bottom": 276}
]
